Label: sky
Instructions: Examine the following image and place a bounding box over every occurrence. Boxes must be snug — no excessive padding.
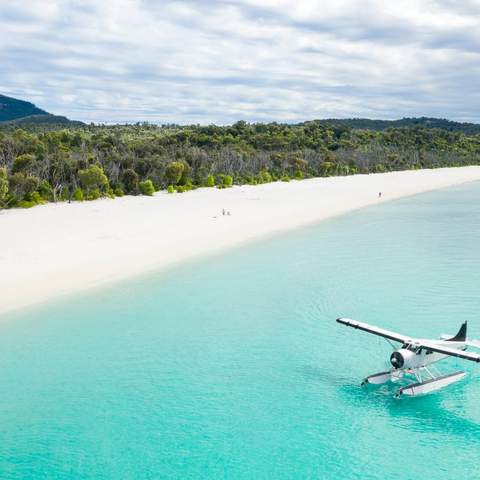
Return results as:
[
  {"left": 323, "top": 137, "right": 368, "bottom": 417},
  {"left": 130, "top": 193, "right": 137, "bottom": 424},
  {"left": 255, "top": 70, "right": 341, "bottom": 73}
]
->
[{"left": 1, "top": 0, "right": 479, "bottom": 124}]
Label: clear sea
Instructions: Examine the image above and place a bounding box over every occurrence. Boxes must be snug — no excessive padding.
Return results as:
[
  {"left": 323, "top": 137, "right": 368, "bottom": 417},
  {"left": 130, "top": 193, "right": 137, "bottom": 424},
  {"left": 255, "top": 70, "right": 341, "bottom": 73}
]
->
[{"left": 1, "top": 182, "right": 480, "bottom": 479}]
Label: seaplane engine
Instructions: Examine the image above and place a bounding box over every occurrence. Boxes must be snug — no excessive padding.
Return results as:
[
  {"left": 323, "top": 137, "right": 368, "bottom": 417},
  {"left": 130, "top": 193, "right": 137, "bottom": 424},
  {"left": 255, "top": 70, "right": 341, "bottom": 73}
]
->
[{"left": 390, "top": 349, "right": 415, "bottom": 369}]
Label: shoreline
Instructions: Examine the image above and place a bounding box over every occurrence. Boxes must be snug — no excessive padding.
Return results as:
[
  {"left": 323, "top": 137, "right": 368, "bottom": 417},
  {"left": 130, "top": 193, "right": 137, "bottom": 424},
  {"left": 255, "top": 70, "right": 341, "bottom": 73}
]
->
[{"left": 2, "top": 166, "right": 480, "bottom": 317}]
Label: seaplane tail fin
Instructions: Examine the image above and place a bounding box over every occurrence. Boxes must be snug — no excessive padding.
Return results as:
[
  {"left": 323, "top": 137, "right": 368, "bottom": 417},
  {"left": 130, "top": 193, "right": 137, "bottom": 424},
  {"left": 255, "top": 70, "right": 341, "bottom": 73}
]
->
[{"left": 447, "top": 321, "right": 467, "bottom": 342}]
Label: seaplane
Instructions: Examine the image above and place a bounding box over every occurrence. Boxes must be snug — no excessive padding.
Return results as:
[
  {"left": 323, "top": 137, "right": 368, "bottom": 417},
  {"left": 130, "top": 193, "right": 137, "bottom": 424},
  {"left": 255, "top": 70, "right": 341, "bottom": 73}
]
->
[{"left": 336, "top": 317, "right": 480, "bottom": 397}]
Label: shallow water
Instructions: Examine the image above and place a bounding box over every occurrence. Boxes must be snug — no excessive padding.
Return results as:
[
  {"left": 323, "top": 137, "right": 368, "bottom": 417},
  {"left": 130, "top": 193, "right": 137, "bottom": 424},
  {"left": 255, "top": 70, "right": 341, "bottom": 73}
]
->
[{"left": 1, "top": 182, "right": 480, "bottom": 479}]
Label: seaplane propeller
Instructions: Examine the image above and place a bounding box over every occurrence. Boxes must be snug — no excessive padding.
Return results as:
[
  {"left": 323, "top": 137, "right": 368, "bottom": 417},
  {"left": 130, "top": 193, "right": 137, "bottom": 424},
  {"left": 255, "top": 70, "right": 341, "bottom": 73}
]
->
[{"left": 336, "top": 317, "right": 480, "bottom": 398}]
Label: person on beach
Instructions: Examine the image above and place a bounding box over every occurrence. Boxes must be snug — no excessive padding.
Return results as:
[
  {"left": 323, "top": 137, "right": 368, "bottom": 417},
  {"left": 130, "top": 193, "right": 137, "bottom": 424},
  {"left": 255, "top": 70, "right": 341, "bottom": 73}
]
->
[{"left": 378, "top": 192, "right": 382, "bottom": 198}]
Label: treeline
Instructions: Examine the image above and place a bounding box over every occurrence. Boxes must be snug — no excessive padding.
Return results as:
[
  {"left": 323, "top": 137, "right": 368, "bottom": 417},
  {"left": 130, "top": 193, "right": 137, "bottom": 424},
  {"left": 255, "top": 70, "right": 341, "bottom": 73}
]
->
[
  {"left": 1, "top": 120, "right": 480, "bottom": 209},
  {"left": 323, "top": 117, "right": 480, "bottom": 135}
]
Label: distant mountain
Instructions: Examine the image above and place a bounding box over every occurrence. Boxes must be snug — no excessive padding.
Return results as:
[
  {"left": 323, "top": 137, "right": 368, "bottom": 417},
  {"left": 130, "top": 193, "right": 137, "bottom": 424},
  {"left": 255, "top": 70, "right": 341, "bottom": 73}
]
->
[
  {"left": 0, "top": 94, "right": 82, "bottom": 126},
  {"left": 10, "top": 113, "right": 84, "bottom": 126},
  {"left": 322, "top": 117, "right": 480, "bottom": 135},
  {"left": 0, "top": 94, "right": 49, "bottom": 121}
]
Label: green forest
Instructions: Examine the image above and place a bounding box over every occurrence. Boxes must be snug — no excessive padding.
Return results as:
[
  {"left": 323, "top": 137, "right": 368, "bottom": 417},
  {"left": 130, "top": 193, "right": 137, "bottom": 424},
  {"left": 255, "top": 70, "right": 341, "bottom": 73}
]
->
[{"left": 1, "top": 120, "right": 480, "bottom": 209}]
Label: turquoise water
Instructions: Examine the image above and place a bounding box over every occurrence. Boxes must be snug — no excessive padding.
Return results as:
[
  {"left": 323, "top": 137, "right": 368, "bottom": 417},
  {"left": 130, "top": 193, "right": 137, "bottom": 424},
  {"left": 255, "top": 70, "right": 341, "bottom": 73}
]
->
[{"left": 2, "top": 182, "right": 480, "bottom": 479}]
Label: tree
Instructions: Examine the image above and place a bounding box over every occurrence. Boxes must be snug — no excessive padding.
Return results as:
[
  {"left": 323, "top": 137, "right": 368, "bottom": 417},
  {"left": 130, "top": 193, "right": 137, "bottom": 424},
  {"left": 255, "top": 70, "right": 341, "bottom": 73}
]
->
[
  {"left": 319, "top": 162, "right": 335, "bottom": 177},
  {"left": 73, "top": 187, "right": 84, "bottom": 201},
  {"left": 122, "top": 168, "right": 139, "bottom": 194},
  {"left": 0, "top": 167, "right": 8, "bottom": 205},
  {"left": 8, "top": 172, "right": 40, "bottom": 202},
  {"left": 259, "top": 170, "right": 272, "bottom": 183},
  {"left": 165, "top": 161, "right": 184, "bottom": 186},
  {"left": 223, "top": 174, "right": 233, "bottom": 187},
  {"left": 139, "top": 179, "right": 155, "bottom": 196},
  {"left": 48, "top": 149, "right": 75, "bottom": 201},
  {"left": 217, "top": 174, "right": 233, "bottom": 188},
  {"left": 38, "top": 180, "right": 54, "bottom": 201},
  {"left": 114, "top": 186, "right": 125, "bottom": 197},
  {"left": 12, "top": 154, "right": 36, "bottom": 174},
  {"left": 78, "top": 165, "right": 109, "bottom": 196},
  {"left": 206, "top": 174, "right": 215, "bottom": 187}
]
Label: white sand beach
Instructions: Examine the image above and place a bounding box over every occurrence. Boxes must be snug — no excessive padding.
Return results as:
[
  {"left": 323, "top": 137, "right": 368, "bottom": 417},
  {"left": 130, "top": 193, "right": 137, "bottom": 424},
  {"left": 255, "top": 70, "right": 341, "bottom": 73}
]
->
[{"left": 1, "top": 166, "right": 480, "bottom": 316}]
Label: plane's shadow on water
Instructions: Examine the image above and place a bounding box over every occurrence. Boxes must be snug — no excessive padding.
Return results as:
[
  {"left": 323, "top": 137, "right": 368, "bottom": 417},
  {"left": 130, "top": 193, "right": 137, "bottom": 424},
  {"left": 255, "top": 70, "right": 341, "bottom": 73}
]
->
[{"left": 301, "top": 364, "right": 480, "bottom": 438}]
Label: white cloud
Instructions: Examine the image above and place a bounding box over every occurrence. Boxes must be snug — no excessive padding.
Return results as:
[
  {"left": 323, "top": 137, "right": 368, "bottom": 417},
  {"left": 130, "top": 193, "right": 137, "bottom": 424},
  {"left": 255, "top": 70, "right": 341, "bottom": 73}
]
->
[{"left": 0, "top": 0, "right": 479, "bottom": 123}]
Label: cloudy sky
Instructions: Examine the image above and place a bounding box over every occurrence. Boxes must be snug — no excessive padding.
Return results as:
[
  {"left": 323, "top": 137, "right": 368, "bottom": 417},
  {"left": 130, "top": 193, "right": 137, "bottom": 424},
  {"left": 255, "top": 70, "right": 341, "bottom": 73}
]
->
[{"left": 1, "top": 0, "right": 479, "bottom": 124}]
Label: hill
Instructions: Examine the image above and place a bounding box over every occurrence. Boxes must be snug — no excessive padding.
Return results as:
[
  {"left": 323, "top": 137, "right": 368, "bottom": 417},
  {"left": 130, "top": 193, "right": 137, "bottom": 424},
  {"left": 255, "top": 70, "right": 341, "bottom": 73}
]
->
[
  {"left": 0, "top": 94, "right": 82, "bottom": 126},
  {"left": 8, "top": 113, "right": 84, "bottom": 128},
  {"left": 0, "top": 94, "right": 49, "bottom": 122},
  {"left": 323, "top": 117, "right": 480, "bottom": 135}
]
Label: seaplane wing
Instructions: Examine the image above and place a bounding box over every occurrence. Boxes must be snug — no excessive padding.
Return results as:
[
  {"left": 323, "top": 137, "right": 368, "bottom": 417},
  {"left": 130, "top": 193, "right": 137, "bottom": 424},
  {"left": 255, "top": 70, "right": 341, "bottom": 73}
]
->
[
  {"left": 419, "top": 340, "right": 480, "bottom": 363},
  {"left": 465, "top": 340, "right": 480, "bottom": 349},
  {"left": 336, "top": 317, "right": 410, "bottom": 343}
]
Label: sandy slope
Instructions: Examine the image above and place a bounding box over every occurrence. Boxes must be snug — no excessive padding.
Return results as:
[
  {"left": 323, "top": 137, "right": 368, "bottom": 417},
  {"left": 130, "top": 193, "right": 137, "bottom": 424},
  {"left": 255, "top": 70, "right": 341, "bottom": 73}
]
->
[{"left": 2, "top": 167, "right": 480, "bottom": 316}]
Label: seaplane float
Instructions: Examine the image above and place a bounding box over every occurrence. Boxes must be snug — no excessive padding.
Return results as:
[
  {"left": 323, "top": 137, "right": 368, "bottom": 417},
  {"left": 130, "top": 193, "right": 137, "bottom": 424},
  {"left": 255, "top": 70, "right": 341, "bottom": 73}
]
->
[{"left": 336, "top": 317, "right": 480, "bottom": 397}]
